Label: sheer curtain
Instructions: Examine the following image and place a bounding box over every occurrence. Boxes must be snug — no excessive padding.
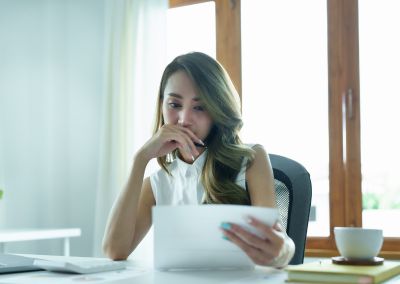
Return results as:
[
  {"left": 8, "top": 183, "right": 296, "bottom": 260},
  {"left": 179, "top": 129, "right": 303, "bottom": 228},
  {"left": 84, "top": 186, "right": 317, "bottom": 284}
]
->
[{"left": 92, "top": 0, "right": 167, "bottom": 257}]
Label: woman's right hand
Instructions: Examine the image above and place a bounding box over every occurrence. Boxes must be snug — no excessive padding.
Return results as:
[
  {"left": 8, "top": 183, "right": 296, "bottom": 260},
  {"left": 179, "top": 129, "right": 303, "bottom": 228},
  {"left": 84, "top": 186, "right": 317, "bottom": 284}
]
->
[{"left": 138, "top": 124, "right": 203, "bottom": 163}]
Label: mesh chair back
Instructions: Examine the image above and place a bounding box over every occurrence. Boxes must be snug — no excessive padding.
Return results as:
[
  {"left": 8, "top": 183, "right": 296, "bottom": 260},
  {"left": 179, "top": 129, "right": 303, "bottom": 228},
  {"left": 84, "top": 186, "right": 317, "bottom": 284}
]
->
[{"left": 274, "top": 179, "right": 289, "bottom": 231}]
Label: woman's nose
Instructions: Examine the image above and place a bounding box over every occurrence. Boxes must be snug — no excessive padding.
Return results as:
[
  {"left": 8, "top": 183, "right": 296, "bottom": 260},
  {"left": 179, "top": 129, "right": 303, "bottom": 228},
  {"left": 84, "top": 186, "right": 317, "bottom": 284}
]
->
[{"left": 178, "top": 108, "right": 193, "bottom": 127}]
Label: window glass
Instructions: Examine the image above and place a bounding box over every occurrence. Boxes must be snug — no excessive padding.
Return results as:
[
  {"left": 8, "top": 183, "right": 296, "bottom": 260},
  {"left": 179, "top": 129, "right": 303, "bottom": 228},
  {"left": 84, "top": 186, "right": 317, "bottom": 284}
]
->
[
  {"left": 359, "top": 0, "right": 400, "bottom": 237},
  {"left": 241, "top": 0, "right": 329, "bottom": 236},
  {"left": 167, "top": 2, "right": 216, "bottom": 61}
]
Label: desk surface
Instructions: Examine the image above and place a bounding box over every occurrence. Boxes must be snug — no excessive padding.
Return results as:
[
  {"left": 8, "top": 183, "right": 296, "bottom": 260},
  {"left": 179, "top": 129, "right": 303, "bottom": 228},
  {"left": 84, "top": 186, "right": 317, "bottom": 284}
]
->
[{"left": 0, "top": 255, "right": 399, "bottom": 284}]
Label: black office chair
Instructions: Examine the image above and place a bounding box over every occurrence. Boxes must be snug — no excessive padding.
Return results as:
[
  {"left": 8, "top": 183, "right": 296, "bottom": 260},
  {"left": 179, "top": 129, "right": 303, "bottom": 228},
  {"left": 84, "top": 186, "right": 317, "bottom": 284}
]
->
[{"left": 269, "top": 154, "right": 312, "bottom": 265}]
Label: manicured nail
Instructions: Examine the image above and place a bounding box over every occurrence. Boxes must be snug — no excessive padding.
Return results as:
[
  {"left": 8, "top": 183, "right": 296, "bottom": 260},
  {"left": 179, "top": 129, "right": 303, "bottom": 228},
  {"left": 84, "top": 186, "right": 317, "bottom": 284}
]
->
[
  {"left": 199, "top": 139, "right": 205, "bottom": 145},
  {"left": 194, "top": 142, "right": 205, "bottom": 148},
  {"left": 191, "top": 155, "right": 195, "bottom": 162},
  {"left": 220, "top": 222, "right": 231, "bottom": 230},
  {"left": 245, "top": 216, "right": 253, "bottom": 224},
  {"left": 222, "top": 235, "right": 230, "bottom": 241}
]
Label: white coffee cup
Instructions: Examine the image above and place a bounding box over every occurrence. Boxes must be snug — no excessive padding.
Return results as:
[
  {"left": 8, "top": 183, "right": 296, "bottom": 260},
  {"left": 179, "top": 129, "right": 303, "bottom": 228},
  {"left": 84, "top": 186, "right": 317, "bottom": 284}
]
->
[{"left": 334, "top": 227, "right": 383, "bottom": 260}]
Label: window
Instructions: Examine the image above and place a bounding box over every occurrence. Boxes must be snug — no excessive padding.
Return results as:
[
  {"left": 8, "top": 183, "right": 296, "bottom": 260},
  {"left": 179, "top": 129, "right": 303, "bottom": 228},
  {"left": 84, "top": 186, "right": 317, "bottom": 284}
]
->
[
  {"left": 359, "top": 0, "right": 400, "bottom": 237},
  {"left": 167, "top": 2, "right": 216, "bottom": 61},
  {"left": 241, "top": 0, "right": 329, "bottom": 237},
  {"left": 169, "top": 0, "right": 400, "bottom": 258}
]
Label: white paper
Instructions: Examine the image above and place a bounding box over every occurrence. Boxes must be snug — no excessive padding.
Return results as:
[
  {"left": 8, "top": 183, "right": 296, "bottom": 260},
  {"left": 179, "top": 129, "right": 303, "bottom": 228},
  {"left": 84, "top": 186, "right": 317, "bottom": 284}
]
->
[{"left": 153, "top": 205, "right": 279, "bottom": 270}]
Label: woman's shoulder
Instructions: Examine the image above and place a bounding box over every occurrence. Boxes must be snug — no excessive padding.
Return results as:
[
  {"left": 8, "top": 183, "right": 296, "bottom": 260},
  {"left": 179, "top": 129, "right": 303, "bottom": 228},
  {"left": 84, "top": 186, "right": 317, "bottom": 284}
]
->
[
  {"left": 243, "top": 143, "right": 268, "bottom": 154},
  {"left": 242, "top": 143, "right": 270, "bottom": 171},
  {"left": 243, "top": 143, "right": 256, "bottom": 148},
  {"left": 237, "top": 143, "right": 267, "bottom": 176},
  {"left": 237, "top": 143, "right": 267, "bottom": 164}
]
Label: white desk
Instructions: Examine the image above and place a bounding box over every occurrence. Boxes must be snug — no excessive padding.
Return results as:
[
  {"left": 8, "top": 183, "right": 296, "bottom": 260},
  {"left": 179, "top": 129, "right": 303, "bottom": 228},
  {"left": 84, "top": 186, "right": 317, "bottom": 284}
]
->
[
  {"left": 0, "top": 256, "right": 286, "bottom": 284},
  {"left": 0, "top": 255, "right": 399, "bottom": 284},
  {"left": 0, "top": 228, "right": 81, "bottom": 256}
]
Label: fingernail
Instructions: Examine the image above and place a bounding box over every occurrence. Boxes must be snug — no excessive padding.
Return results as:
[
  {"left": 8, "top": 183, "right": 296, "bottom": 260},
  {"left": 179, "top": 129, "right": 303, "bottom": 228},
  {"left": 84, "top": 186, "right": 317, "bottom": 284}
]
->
[
  {"left": 222, "top": 235, "right": 230, "bottom": 241},
  {"left": 220, "top": 222, "right": 231, "bottom": 230},
  {"left": 245, "top": 216, "right": 253, "bottom": 224},
  {"left": 199, "top": 139, "right": 205, "bottom": 145},
  {"left": 191, "top": 155, "right": 195, "bottom": 162}
]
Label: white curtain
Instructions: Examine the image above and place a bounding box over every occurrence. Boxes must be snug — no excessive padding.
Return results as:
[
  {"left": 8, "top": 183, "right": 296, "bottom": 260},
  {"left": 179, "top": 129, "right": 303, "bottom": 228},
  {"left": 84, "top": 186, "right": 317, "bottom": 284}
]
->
[{"left": 93, "top": 0, "right": 167, "bottom": 257}]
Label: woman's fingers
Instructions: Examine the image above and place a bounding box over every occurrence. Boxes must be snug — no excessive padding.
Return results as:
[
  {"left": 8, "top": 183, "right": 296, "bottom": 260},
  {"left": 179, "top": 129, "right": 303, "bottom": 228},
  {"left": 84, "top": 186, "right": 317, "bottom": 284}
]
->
[
  {"left": 246, "top": 217, "right": 285, "bottom": 250},
  {"left": 144, "top": 124, "right": 203, "bottom": 161},
  {"left": 220, "top": 218, "right": 286, "bottom": 266},
  {"left": 224, "top": 223, "right": 268, "bottom": 250},
  {"left": 221, "top": 227, "right": 275, "bottom": 266},
  {"left": 164, "top": 136, "right": 194, "bottom": 161},
  {"left": 179, "top": 133, "right": 199, "bottom": 157},
  {"left": 162, "top": 125, "right": 200, "bottom": 157},
  {"left": 173, "top": 126, "right": 201, "bottom": 156},
  {"left": 177, "top": 125, "right": 204, "bottom": 145}
]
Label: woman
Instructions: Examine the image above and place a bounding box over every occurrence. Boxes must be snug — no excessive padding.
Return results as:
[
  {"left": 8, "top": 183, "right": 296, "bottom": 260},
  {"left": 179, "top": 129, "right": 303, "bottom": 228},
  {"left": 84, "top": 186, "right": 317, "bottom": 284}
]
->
[{"left": 102, "top": 52, "right": 295, "bottom": 267}]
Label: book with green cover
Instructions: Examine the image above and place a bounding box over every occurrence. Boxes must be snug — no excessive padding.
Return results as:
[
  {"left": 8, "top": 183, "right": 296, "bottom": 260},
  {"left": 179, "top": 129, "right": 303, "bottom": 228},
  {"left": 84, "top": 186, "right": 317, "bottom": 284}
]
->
[{"left": 285, "top": 260, "right": 400, "bottom": 284}]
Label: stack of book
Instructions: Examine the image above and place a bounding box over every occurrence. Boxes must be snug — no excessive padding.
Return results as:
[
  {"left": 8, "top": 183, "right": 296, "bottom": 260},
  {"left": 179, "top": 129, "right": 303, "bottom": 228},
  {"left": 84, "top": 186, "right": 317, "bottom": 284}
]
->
[{"left": 285, "top": 260, "right": 400, "bottom": 283}]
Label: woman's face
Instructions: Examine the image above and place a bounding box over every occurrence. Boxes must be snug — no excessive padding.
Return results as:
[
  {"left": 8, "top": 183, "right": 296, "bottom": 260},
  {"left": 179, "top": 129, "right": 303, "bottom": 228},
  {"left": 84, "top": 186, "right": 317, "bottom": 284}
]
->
[{"left": 162, "top": 71, "right": 213, "bottom": 142}]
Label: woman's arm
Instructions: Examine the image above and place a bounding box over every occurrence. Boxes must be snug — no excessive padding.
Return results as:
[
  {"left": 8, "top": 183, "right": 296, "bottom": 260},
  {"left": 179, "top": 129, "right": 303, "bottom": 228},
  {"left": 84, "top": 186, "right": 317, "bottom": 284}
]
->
[
  {"left": 102, "top": 124, "right": 201, "bottom": 260},
  {"left": 102, "top": 153, "right": 155, "bottom": 260},
  {"left": 221, "top": 145, "right": 295, "bottom": 267}
]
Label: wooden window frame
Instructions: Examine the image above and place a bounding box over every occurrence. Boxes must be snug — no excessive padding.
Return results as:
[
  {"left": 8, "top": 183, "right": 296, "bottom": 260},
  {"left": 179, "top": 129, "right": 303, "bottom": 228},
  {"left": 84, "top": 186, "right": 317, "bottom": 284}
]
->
[
  {"left": 306, "top": 0, "right": 362, "bottom": 257},
  {"left": 307, "top": 0, "right": 400, "bottom": 259},
  {"left": 169, "top": 0, "right": 242, "bottom": 98},
  {"left": 169, "top": 0, "right": 400, "bottom": 259}
]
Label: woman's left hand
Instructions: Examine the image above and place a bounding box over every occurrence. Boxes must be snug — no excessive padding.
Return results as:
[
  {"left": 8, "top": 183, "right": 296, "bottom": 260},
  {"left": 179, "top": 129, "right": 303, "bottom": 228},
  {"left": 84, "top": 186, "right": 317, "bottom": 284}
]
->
[{"left": 220, "top": 217, "right": 286, "bottom": 266}]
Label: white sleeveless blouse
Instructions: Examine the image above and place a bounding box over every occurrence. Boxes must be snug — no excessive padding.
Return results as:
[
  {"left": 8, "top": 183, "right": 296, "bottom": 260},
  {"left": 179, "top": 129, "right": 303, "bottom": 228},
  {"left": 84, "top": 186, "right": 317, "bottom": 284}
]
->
[{"left": 150, "top": 144, "right": 254, "bottom": 205}]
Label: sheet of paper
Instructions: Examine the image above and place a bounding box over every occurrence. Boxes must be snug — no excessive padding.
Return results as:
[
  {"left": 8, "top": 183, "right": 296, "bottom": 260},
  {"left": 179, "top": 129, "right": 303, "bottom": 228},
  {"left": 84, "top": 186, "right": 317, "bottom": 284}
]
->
[{"left": 153, "top": 205, "right": 279, "bottom": 270}]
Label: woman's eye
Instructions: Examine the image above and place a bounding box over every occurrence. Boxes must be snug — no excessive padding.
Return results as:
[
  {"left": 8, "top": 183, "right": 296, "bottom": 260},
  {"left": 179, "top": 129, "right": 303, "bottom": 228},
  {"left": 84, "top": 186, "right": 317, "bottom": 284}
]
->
[
  {"left": 194, "top": 105, "right": 205, "bottom": 111},
  {"left": 168, "top": 102, "right": 181, "bottom": 109}
]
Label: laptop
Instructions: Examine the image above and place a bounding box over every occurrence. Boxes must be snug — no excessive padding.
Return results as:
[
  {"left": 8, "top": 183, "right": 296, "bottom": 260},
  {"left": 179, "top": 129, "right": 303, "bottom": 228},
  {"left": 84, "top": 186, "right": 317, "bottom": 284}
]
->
[
  {"left": 153, "top": 205, "right": 279, "bottom": 270},
  {"left": 0, "top": 254, "right": 43, "bottom": 274}
]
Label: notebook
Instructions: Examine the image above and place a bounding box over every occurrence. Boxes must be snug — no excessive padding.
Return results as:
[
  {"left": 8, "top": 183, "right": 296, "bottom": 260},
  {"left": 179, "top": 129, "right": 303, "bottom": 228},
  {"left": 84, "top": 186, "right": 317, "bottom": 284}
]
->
[
  {"left": 153, "top": 205, "right": 279, "bottom": 270},
  {"left": 285, "top": 260, "right": 400, "bottom": 284},
  {"left": 0, "top": 254, "right": 42, "bottom": 274}
]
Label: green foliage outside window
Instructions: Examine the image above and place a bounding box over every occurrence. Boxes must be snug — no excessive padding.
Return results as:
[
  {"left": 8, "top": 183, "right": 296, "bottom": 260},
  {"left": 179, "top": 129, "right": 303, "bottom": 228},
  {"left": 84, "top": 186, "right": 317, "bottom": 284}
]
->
[
  {"left": 390, "top": 199, "right": 400, "bottom": 209},
  {"left": 362, "top": 192, "right": 380, "bottom": 210},
  {"left": 363, "top": 188, "right": 400, "bottom": 210}
]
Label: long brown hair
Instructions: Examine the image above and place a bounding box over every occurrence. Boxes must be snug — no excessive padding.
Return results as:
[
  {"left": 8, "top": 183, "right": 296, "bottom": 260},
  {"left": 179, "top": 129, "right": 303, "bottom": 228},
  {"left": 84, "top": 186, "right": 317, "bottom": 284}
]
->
[{"left": 153, "top": 52, "right": 255, "bottom": 205}]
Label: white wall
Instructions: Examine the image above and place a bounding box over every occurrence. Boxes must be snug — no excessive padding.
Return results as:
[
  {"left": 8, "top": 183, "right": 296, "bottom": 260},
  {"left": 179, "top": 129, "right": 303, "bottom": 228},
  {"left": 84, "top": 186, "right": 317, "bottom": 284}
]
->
[{"left": 0, "top": 0, "right": 105, "bottom": 256}]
